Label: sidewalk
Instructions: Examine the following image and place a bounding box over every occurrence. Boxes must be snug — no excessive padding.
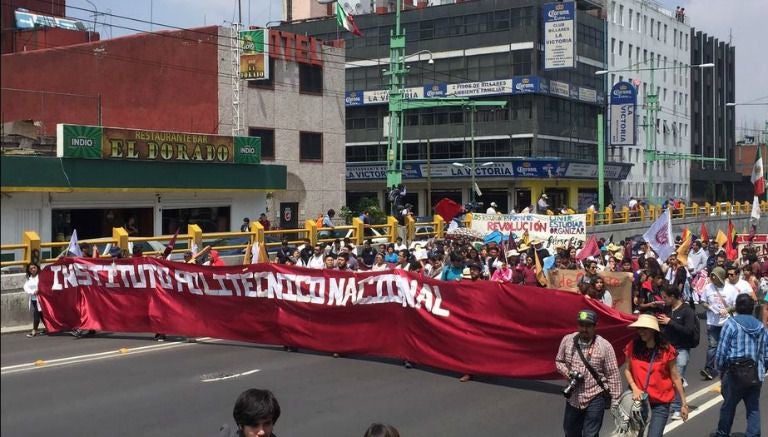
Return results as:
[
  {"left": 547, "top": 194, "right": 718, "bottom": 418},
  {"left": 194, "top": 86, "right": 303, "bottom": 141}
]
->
[{"left": 1, "top": 324, "right": 32, "bottom": 334}]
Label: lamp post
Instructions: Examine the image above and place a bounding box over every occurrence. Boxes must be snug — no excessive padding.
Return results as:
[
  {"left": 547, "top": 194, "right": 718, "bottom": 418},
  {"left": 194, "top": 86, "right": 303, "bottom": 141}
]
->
[
  {"left": 595, "top": 62, "right": 716, "bottom": 204},
  {"left": 452, "top": 161, "right": 495, "bottom": 204}
]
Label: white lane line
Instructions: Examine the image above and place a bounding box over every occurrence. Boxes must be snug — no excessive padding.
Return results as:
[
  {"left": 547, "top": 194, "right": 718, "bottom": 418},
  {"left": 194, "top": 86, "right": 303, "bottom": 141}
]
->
[
  {"left": 1, "top": 337, "right": 217, "bottom": 375},
  {"left": 201, "top": 369, "right": 261, "bottom": 383},
  {"left": 662, "top": 380, "right": 722, "bottom": 435},
  {"left": 664, "top": 394, "right": 723, "bottom": 434}
]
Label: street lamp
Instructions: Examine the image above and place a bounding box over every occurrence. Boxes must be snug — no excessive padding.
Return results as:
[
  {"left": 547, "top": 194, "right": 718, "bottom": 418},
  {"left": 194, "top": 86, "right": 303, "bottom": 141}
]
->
[
  {"left": 595, "top": 62, "right": 716, "bottom": 204},
  {"left": 452, "top": 161, "right": 494, "bottom": 203}
]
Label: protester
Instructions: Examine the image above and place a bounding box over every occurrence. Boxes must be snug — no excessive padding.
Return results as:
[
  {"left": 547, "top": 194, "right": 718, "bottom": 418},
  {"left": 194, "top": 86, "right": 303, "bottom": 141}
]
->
[
  {"left": 441, "top": 252, "right": 465, "bottom": 281},
  {"left": 555, "top": 310, "right": 621, "bottom": 437},
  {"left": 306, "top": 245, "right": 326, "bottom": 269},
  {"left": 699, "top": 267, "right": 738, "bottom": 380},
  {"left": 657, "top": 285, "right": 697, "bottom": 421},
  {"left": 240, "top": 218, "right": 250, "bottom": 232},
  {"left": 588, "top": 277, "right": 612, "bottom": 307},
  {"left": 218, "top": 388, "right": 281, "bottom": 437},
  {"left": 491, "top": 259, "right": 513, "bottom": 282},
  {"left": 258, "top": 213, "right": 271, "bottom": 231},
  {"left": 536, "top": 193, "right": 549, "bottom": 214},
  {"left": 724, "top": 266, "right": 755, "bottom": 299},
  {"left": 323, "top": 255, "right": 335, "bottom": 270},
  {"left": 24, "top": 263, "right": 44, "bottom": 338},
  {"left": 624, "top": 314, "right": 688, "bottom": 437},
  {"left": 371, "top": 253, "right": 389, "bottom": 271},
  {"left": 319, "top": 209, "right": 335, "bottom": 237},
  {"left": 486, "top": 202, "right": 498, "bottom": 214},
  {"left": 713, "top": 294, "right": 767, "bottom": 437},
  {"left": 363, "top": 423, "right": 400, "bottom": 437}
]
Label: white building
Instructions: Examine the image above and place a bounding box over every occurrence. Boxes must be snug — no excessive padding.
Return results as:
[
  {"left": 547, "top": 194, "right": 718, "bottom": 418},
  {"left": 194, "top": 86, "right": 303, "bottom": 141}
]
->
[{"left": 606, "top": 0, "right": 692, "bottom": 203}]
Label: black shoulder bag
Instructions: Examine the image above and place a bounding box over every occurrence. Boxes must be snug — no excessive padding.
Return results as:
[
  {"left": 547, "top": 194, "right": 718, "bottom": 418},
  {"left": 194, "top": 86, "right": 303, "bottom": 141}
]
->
[{"left": 574, "top": 336, "right": 612, "bottom": 409}]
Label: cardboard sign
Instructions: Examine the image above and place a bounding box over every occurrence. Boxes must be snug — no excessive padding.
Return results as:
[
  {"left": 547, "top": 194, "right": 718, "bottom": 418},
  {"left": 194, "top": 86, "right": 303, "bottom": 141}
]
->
[{"left": 547, "top": 269, "right": 633, "bottom": 314}]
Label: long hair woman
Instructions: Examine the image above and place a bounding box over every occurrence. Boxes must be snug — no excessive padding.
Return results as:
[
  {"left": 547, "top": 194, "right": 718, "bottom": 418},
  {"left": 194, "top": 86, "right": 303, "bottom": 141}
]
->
[
  {"left": 623, "top": 314, "right": 688, "bottom": 436},
  {"left": 24, "top": 263, "right": 44, "bottom": 337}
]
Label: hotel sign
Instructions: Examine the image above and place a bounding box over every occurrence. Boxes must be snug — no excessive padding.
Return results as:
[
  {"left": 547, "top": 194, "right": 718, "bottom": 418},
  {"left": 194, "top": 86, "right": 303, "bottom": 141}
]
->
[{"left": 57, "top": 124, "right": 261, "bottom": 164}]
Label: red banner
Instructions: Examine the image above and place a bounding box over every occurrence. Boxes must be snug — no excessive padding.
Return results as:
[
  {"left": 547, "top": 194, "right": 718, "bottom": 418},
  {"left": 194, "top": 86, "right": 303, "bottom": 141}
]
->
[{"left": 38, "top": 258, "right": 636, "bottom": 380}]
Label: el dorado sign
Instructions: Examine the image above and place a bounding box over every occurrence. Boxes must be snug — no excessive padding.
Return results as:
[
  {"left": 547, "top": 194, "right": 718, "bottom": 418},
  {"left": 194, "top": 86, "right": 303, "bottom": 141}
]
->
[{"left": 56, "top": 124, "right": 261, "bottom": 164}]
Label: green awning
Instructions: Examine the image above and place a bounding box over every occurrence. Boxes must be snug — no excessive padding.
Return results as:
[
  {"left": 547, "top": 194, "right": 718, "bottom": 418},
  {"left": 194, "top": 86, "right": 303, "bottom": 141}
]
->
[{"left": 1, "top": 156, "right": 286, "bottom": 192}]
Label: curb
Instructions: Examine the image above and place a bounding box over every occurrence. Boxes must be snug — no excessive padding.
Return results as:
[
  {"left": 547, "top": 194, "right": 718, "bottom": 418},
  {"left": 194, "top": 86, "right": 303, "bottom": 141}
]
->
[{"left": 2, "top": 324, "right": 33, "bottom": 334}]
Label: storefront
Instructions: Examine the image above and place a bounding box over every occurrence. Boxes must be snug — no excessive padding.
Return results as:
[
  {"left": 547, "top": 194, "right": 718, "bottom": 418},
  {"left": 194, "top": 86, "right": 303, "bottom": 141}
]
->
[
  {"left": 346, "top": 158, "right": 631, "bottom": 215},
  {"left": 1, "top": 125, "right": 286, "bottom": 251}
]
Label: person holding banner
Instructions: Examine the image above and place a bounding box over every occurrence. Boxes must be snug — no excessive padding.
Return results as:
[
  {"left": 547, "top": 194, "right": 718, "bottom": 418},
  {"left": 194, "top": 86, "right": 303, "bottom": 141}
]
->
[{"left": 699, "top": 267, "right": 738, "bottom": 381}]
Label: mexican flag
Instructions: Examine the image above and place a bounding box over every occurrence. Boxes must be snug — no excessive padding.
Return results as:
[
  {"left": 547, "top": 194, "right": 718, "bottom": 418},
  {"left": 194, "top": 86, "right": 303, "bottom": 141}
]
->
[
  {"left": 752, "top": 148, "right": 765, "bottom": 196},
  {"left": 336, "top": 3, "right": 363, "bottom": 37}
]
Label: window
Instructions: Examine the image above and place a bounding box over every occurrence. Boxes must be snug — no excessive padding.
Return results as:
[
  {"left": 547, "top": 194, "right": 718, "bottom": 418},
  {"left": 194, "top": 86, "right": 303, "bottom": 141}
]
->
[
  {"left": 619, "top": 41, "right": 623, "bottom": 56},
  {"left": 650, "top": 18, "right": 654, "bottom": 37},
  {"left": 299, "top": 132, "right": 322, "bottom": 161},
  {"left": 619, "top": 5, "right": 624, "bottom": 25},
  {"left": 664, "top": 24, "right": 667, "bottom": 43},
  {"left": 628, "top": 8, "right": 633, "bottom": 29},
  {"left": 637, "top": 12, "right": 641, "bottom": 33},
  {"left": 610, "top": 1, "right": 616, "bottom": 23},
  {"left": 299, "top": 64, "right": 323, "bottom": 94},
  {"left": 248, "top": 128, "right": 275, "bottom": 160},
  {"left": 611, "top": 38, "right": 616, "bottom": 54},
  {"left": 657, "top": 22, "right": 661, "bottom": 40}
]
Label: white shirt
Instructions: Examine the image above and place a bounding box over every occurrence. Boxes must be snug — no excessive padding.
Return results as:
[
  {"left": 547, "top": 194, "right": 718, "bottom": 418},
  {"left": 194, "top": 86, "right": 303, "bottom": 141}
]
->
[
  {"left": 628, "top": 198, "right": 638, "bottom": 209},
  {"left": 371, "top": 263, "right": 390, "bottom": 271},
  {"left": 486, "top": 207, "right": 497, "bottom": 214},
  {"left": 687, "top": 248, "right": 708, "bottom": 274},
  {"left": 24, "top": 275, "right": 41, "bottom": 311},
  {"left": 701, "top": 283, "right": 738, "bottom": 327},
  {"left": 724, "top": 278, "right": 753, "bottom": 297},
  {"left": 394, "top": 243, "right": 407, "bottom": 252},
  {"left": 306, "top": 254, "right": 325, "bottom": 269}
]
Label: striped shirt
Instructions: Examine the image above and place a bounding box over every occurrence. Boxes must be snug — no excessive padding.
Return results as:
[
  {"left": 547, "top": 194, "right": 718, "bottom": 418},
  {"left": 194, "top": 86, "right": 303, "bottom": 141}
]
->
[
  {"left": 715, "top": 314, "right": 768, "bottom": 382},
  {"left": 556, "top": 333, "right": 623, "bottom": 409}
]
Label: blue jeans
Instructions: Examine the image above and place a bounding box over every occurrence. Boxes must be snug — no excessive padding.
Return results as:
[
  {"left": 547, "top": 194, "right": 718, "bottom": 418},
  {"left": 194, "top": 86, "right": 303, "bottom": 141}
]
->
[
  {"left": 716, "top": 371, "right": 763, "bottom": 437},
  {"left": 706, "top": 325, "right": 723, "bottom": 377},
  {"left": 563, "top": 395, "right": 606, "bottom": 437},
  {"left": 640, "top": 402, "right": 671, "bottom": 437},
  {"left": 671, "top": 348, "right": 690, "bottom": 413}
]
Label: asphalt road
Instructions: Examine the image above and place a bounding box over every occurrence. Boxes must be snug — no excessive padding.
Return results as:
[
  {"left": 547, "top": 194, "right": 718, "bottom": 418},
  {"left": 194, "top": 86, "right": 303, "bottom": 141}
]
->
[{"left": 1, "top": 330, "right": 764, "bottom": 436}]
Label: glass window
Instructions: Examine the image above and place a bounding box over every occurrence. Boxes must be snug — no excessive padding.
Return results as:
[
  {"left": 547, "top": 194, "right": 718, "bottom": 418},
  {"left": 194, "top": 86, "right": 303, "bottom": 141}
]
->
[
  {"left": 246, "top": 58, "right": 275, "bottom": 90},
  {"left": 299, "top": 132, "right": 322, "bottom": 161},
  {"left": 248, "top": 127, "right": 275, "bottom": 160},
  {"left": 299, "top": 64, "right": 323, "bottom": 94}
]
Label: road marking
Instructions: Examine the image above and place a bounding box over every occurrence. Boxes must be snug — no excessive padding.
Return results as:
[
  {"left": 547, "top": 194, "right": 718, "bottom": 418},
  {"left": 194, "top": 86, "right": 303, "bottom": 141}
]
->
[
  {"left": 661, "top": 380, "right": 723, "bottom": 435},
  {"left": 1, "top": 337, "right": 217, "bottom": 375},
  {"left": 201, "top": 369, "right": 260, "bottom": 383},
  {"left": 664, "top": 394, "right": 723, "bottom": 434}
]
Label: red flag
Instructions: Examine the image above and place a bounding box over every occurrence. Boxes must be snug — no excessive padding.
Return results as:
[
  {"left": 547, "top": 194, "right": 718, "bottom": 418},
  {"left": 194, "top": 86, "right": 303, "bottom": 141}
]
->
[
  {"left": 725, "top": 220, "right": 737, "bottom": 261},
  {"left": 699, "top": 223, "right": 709, "bottom": 242},
  {"left": 435, "top": 198, "right": 463, "bottom": 223},
  {"left": 162, "top": 228, "right": 180, "bottom": 259},
  {"left": 576, "top": 235, "right": 600, "bottom": 261}
]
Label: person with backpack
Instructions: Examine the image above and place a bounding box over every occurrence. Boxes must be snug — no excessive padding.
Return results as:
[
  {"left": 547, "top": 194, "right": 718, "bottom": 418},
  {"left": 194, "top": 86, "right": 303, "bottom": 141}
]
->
[
  {"left": 713, "top": 294, "right": 767, "bottom": 437},
  {"left": 657, "top": 284, "right": 699, "bottom": 421}
]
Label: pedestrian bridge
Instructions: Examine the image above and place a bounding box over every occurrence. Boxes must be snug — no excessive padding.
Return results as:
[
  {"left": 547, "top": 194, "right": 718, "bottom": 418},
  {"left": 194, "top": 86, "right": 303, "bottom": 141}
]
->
[{"left": 1, "top": 200, "right": 764, "bottom": 271}]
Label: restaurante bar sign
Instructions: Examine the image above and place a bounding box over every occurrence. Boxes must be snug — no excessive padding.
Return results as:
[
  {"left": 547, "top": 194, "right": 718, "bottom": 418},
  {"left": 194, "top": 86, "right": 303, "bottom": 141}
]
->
[{"left": 56, "top": 124, "right": 261, "bottom": 164}]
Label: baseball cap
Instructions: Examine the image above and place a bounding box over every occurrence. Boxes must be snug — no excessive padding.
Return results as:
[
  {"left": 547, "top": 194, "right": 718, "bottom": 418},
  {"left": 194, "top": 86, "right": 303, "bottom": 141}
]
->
[{"left": 577, "top": 309, "right": 597, "bottom": 325}]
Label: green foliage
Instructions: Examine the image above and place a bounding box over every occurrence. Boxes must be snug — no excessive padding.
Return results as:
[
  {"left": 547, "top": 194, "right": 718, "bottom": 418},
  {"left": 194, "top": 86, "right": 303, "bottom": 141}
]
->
[{"left": 341, "top": 197, "right": 387, "bottom": 225}]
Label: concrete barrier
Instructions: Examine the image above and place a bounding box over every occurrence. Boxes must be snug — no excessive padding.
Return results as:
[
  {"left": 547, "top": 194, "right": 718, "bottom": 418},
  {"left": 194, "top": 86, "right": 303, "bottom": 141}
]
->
[{"left": 2, "top": 273, "right": 30, "bottom": 330}]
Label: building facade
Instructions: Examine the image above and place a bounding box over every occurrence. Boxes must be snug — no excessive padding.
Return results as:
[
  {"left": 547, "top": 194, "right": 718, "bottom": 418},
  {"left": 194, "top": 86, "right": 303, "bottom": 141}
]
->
[
  {"left": 605, "top": 0, "right": 693, "bottom": 203},
  {"left": 1, "top": 15, "right": 345, "bottom": 247},
  {"left": 280, "top": 0, "right": 631, "bottom": 215},
  {"left": 690, "top": 29, "right": 739, "bottom": 202}
]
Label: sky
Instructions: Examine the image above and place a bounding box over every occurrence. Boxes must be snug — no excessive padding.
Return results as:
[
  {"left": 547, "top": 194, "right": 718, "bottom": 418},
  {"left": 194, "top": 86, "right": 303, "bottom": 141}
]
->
[{"left": 65, "top": 0, "right": 766, "bottom": 137}]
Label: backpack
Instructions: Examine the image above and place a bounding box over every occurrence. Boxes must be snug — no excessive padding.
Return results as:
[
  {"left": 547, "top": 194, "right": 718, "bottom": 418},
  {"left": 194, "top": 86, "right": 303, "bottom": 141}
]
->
[{"left": 690, "top": 309, "right": 701, "bottom": 348}]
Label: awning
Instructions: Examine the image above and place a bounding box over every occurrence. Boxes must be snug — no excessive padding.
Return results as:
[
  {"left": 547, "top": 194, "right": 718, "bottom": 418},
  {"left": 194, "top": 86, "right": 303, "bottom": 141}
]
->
[{"left": 1, "top": 156, "right": 287, "bottom": 192}]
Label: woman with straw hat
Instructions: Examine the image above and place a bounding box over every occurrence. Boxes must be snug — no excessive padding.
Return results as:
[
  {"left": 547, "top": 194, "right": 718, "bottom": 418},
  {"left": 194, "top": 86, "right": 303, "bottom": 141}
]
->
[{"left": 623, "top": 314, "right": 689, "bottom": 436}]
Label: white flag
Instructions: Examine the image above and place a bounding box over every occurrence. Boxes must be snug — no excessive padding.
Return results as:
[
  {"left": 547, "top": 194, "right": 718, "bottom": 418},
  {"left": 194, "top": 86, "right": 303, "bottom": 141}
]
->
[
  {"left": 251, "top": 242, "right": 260, "bottom": 264},
  {"left": 642, "top": 209, "right": 674, "bottom": 260},
  {"left": 752, "top": 195, "right": 761, "bottom": 220},
  {"left": 67, "top": 230, "right": 83, "bottom": 257}
]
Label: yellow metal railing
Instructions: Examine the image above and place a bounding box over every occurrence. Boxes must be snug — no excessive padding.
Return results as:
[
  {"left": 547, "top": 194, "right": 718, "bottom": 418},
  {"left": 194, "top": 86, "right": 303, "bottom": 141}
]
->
[{"left": 3, "top": 201, "right": 767, "bottom": 268}]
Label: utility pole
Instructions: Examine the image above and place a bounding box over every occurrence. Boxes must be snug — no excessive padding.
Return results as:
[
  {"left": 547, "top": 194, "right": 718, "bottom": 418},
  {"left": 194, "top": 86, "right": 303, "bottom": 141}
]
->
[{"left": 384, "top": 0, "right": 505, "bottom": 206}]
